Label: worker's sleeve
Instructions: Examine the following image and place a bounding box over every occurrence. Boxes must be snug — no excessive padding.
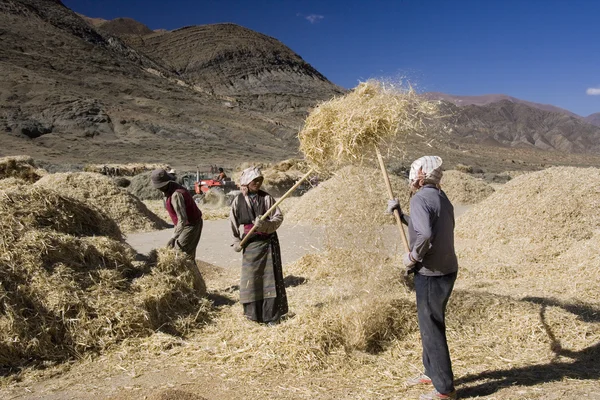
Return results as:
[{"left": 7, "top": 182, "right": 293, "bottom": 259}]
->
[
  {"left": 408, "top": 197, "right": 432, "bottom": 262},
  {"left": 229, "top": 196, "right": 242, "bottom": 243},
  {"left": 257, "top": 195, "right": 283, "bottom": 234},
  {"left": 171, "top": 192, "right": 188, "bottom": 240}
]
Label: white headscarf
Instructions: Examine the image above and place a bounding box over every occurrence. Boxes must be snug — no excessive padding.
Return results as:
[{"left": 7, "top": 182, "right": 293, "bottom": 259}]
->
[
  {"left": 239, "top": 166, "right": 264, "bottom": 195},
  {"left": 409, "top": 156, "right": 443, "bottom": 185}
]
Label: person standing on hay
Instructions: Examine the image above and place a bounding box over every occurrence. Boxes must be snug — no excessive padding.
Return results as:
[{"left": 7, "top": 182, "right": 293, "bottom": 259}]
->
[
  {"left": 151, "top": 169, "right": 204, "bottom": 283},
  {"left": 229, "top": 166, "right": 288, "bottom": 325},
  {"left": 387, "top": 156, "right": 458, "bottom": 400}
]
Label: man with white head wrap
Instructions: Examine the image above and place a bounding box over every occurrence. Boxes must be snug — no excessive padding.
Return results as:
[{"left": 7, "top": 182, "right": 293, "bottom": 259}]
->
[
  {"left": 386, "top": 156, "right": 458, "bottom": 400},
  {"left": 229, "top": 166, "right": 288, "bottom": 325}
]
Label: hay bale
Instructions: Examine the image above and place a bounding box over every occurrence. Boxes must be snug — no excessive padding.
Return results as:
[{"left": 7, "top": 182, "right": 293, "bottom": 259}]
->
[
  {"left": 127, "top": 171, "right": 164, "bottom": 200},
  {"left": 34, "top": 172, "right": 169, "bottom": 233},
  {"left": 441, "top": 170, "right": 495, "bottom": 204},
  {"left": 285, "top": 165, "right": 410, "bottom": 226},
  {"left": 0, "top": 155, "right": 47, "bottom": 182},
  {"left": 0, "top": 185, "right": 121, "bottom": 240},
  {"left": 298, "top": 80, "right": 438, "bottom": 170}
]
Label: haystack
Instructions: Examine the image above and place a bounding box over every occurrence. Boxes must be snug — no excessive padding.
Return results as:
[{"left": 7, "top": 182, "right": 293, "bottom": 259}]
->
[
  {"left": 261, "top": 158, "right": 314, "bottom": 195},
  {"left": 441, "top": 170, "right": 495, "bottom": 204},
  {"left": 455, "top": 166, "right": 600, "bottom": 302},
  {"left": 285, "top": 165, "right": 410, "bottom": 227},
  {"left": 0, "top": 185, "right": 121, "bottom": 240},
  {"left": 0, "top": 186, "right": 210, "bottom": 368},
  {"left": 0, "top": 155, "right": 47, "bottom": 182},
  {"left": 34, "top": 172, "right": 169, "bottom": 233},
  {"left": 127, "top": 171, "right": 164, "bottom": 200}
]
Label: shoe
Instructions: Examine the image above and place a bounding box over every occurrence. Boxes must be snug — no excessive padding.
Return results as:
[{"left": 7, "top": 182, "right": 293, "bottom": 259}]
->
[
  {"left": 419, "top": 389, "right": 457, "bottom": 399},
  {"left": 406, "top": 373, "right": 432, "bottom": 386}
]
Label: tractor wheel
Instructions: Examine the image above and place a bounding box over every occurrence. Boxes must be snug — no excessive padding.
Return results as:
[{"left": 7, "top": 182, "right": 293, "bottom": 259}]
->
[{"left": 226, "top": 190, "right": 241, "bottom": 206}]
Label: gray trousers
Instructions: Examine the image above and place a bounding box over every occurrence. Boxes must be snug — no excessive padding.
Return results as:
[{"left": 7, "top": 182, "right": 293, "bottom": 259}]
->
[{"left": 414, "top": 272, "right": 457, "bottom": 394}]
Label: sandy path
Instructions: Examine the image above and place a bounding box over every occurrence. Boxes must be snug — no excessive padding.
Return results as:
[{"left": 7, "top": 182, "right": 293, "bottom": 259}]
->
[{"left": 126, "top": 219, "right": 326, "bottom": 268}]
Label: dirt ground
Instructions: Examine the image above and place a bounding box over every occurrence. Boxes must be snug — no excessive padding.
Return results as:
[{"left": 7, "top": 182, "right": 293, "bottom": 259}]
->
[{"left": 2, "top": 205, "right": 599, "bottom": 400}]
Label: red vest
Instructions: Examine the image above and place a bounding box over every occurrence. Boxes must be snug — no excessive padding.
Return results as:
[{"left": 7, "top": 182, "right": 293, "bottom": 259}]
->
[{"left": 166, "top": 189, "right": 202, "bottom": 225}]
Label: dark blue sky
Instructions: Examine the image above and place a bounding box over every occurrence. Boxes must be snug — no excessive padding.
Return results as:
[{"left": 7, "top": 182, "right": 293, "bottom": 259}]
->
[{"left": 64, "top": 0, "right": 600, "bottom": 116}]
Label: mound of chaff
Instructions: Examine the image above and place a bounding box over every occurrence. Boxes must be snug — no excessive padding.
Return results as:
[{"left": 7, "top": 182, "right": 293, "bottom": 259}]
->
[
  {"left": 34, "top": 172, "right": 169, "bottom": 233},
  {"left": 84, "top": 163, "right": 166, "bottom": 176},
  {"left": 0, "top": 184, "right": 210, "bottom": 369},
  {"left": 285, "top": 165, "right": 410, "bottom": 227},
  {"left": 441, "top": 170, "right": 495, "bottom": 204},
  {"left": 0, "top": 155, "right": 47, "bottom": 182},
  {"left": 127, "top": 171, "right": 164, "bottom": 200},
  {"left": 455, "top": 166, "right": 600, "bottom": 302}
]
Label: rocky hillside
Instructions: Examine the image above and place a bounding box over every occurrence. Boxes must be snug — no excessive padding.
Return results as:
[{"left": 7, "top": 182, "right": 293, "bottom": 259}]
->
[
  {"left": 0, "top": 0, "right": 341, "bottom": 168},
  {"left": 122, "top": 23, "right": 345, "bottom": 126},
  {"left": 426, "top": 92, "right": 581, "bottom": 118},
  {"left": 433, "top": 100, "right": 600, "bottom": 152},
  {"left": 585, "top": 113, "right": 600, "bottom": 127}
]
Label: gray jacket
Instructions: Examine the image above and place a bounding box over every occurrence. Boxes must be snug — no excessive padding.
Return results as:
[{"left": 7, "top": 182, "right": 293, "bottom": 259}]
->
[{"left": 402, "top": 185, "right": 458, "bottom": 276}]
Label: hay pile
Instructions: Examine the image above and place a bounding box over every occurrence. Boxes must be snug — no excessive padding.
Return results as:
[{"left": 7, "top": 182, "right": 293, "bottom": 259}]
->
[
  {"left": 34, "top": 172, "right": 169, "bottom": 233},
  {"left": 298, "top": 80, "right": 438, "bottom": 171},
  {"left": 127, "top": 171, "right": 164, "bottom": 200},
  {"left": 0, "top": 185, "right": 210, "bottom": 368},
  {"left": 261, "top": 159, "right": 314, "bottom": 195},
  {"left": 455, "top": 166, "right": 600, "bottom": 302},
  {"left": 285, "top": 165, "right": 410, "bottom": 226},
  {"left": 441, "top": 170, "right": 495, "bottom": 204},
  {"left": 84, "top": 163, "right": 166, "bottom": 176},
  {"left": 0, "top": 155, "right": 47, "bottom": 182}
]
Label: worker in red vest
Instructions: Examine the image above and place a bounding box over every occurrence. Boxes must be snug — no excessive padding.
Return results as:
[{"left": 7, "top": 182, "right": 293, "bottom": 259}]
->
[{"left": 151, "top": 168, "right": 204, "bottom": 260}]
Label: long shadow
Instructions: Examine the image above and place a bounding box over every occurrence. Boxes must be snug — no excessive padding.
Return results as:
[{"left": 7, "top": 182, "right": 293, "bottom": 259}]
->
[{"left": 456, "top": 297, "right": 600, "bottom": 398}]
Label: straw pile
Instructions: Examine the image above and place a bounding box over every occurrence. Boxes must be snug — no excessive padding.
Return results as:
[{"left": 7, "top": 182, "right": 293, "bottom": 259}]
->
[
  {"left": 127, "top": 171, "right": 164, "bottom": 200},
  {"left": 261, "top": 158, "right": 314, "bottom": 195},
  {"left": 455, "top": 166, "right": 600, "bottom": 302},
  {"left": 298, "top": 80, "right": 438, "bottom": 171},
  {"left": 441, "top": 170, "right": 495, "bottom": 204},
  {"left": 0, "top": 184, "right": 211, "bottom": 368},
  {"left": 0, "top": 155, "right": 47, "bottom": 182},
  {"left": 285, "top": 165, "right": 410, "bottom": 226},
  {"left": 84, "top": 163, "right": 166, "bottom": 176},
  {"left": 34, "top": 172, "right": 169, "bottom": 233}
]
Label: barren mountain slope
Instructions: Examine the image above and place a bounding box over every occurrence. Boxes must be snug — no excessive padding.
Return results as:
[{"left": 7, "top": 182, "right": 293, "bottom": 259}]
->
[
  {"left": 585, "top": 112, "right": 600, "bottom": 127},
  {"left": 426, "top": 92, "right": 581, "bottom": 118},
  {"left": 434, "top": 100, "right": 600, "bottom": 152},
  {"left": 0, "top": 0, "right": 304, "bottom": 167},
  {"left": 128, "top": 23, "right": 345, "bottom": 119}
]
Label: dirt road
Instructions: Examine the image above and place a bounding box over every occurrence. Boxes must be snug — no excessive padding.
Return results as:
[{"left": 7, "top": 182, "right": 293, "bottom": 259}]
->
[{"left": 126, "top": 219, "right": 326, "bottom": 269}]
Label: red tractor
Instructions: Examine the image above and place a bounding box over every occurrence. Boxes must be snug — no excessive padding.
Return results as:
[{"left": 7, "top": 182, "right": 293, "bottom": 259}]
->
[{"left": 179, "top": 171, "right": 240, "bottom": 206}]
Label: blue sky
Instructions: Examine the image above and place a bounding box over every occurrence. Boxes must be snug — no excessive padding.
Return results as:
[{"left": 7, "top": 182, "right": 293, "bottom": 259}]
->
[{"left": 63, "top": 0, "right": 600, "bottom": 116}]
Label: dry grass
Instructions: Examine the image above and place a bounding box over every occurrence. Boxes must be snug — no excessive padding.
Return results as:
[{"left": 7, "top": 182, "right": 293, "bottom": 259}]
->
[
  {"left": 442, "top": 170, "right": 495, "bottom": 204},
  {"left": 128, "top": 171, "right": 164, "bottom": 201},
  {"left": 0, "top": 155, "right": 47, "bottom": 182},
  {"left": 34, "top": 172, "right": 169, "bottom": 233},
  {"left": 298, "top": 80, "right": 439, "bottom": 171},
  {"left": 0, "top": 182, "right": 211, "bottom": 369}
]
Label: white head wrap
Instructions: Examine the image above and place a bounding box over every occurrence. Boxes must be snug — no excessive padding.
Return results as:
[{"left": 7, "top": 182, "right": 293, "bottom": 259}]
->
[
  {"left": 409, "top": 156, "right": 443, "bottom": 185},
  {"left": 239, "top": 166, "right": 263, "bottom": 186}
]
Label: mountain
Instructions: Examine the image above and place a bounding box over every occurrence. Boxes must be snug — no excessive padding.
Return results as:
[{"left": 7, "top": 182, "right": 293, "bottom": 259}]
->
[
  {"left": 120, "top": 23, "right": 345, "bottom": 123},
  {"left": 585, "top": 113, "right": 600, "bottom": 127},
  {"left": 432, "top": 100, "right": 600, "bottom": 152},
  {"left": 425, "top": 92, "right": 581, "bottom": 119},
  {"left": 0, "top": 0, "right": 342, "bottom": 168}
]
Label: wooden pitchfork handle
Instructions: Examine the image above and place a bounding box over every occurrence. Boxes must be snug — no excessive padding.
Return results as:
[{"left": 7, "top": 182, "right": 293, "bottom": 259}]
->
[
  {"left": 375, "top": 146, "right": 411, "bottom": 253},
  {"left": 239, "top": 168, "right": 315, "bottom": 248}
]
